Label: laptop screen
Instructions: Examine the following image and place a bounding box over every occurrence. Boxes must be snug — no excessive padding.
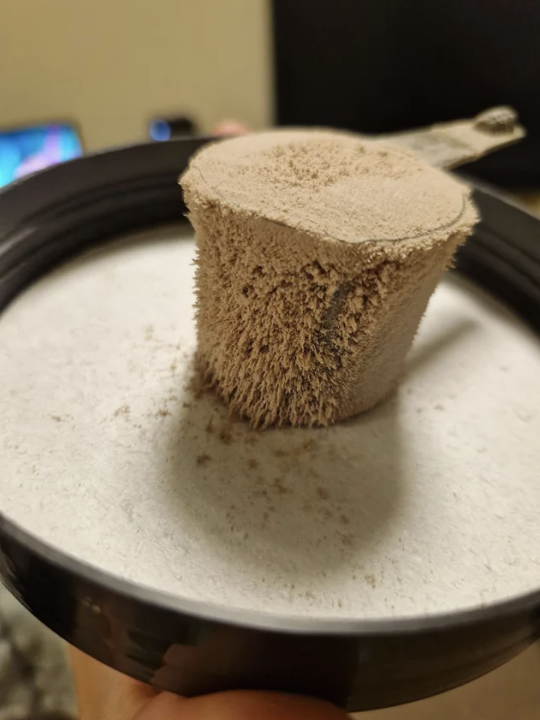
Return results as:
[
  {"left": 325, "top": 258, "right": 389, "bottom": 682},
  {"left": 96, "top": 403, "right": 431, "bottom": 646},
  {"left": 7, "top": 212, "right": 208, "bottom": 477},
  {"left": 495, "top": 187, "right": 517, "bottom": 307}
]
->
[{"left": 0, "top": 123, "right": 83, "bottom": 188}]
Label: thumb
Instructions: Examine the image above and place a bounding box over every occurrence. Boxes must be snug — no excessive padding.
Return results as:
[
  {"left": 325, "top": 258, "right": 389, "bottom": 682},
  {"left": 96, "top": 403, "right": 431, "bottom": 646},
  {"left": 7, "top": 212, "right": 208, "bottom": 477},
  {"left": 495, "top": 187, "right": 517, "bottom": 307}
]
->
[
  {"left": 135, "top": 690, "right": 349, "bottom": 720},
  {"left": 70, "top": 647, "right": 349, "bottom": 720}
]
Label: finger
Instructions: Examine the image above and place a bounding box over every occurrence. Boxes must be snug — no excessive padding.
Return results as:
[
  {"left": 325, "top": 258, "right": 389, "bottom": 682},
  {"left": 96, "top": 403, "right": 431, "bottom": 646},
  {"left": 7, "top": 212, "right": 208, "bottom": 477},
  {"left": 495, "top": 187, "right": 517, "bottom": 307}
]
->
[
  {"left": 211, "top": 120, "right": 250, "bottom": 137},
  {"left": 69, "top": 646, "right": 156, "bottom": 720},
  {"left": 135, "top": 690, "right": 349, "bottom": 720},
  {"left": 70, "top": 646, "right": 349, "bottom": 720}
]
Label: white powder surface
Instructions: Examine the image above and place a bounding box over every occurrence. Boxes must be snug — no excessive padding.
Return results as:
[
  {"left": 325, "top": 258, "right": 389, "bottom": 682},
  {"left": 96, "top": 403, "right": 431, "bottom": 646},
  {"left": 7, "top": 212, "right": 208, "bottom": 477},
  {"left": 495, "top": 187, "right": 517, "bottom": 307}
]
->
[{"left": 0, "top": 226, "right": 539, "bottom": 621}]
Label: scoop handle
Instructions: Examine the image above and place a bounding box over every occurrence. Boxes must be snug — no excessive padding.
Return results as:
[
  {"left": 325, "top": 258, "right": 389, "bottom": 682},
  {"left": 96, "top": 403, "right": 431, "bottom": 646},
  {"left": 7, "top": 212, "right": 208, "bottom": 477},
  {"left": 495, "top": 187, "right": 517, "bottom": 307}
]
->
[{"left": 380, "top": 106, "right": 526, "bottom": 170}]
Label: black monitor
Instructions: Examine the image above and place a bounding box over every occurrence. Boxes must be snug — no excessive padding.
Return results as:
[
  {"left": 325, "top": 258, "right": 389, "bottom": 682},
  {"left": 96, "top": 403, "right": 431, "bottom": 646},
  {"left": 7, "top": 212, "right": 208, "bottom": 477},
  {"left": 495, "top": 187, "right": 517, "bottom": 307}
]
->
[{"left": 272, "top": 0, "right": 540, "bottom": 187}]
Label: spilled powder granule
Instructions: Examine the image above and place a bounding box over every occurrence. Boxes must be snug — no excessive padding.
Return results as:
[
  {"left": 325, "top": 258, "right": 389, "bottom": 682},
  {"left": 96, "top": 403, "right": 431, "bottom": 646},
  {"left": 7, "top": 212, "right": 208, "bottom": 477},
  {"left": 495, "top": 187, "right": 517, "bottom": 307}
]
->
[{"left": 181, "top": 129, "right": 478, "bottom": 428}]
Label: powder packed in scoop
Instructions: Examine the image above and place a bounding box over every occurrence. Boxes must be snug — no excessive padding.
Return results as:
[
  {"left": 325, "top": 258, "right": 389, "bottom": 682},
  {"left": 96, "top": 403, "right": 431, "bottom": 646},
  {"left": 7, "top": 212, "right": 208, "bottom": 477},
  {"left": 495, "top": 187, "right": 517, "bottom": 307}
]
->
[{"left": 181, "top": 129, "right": 478, "bottom": 428}]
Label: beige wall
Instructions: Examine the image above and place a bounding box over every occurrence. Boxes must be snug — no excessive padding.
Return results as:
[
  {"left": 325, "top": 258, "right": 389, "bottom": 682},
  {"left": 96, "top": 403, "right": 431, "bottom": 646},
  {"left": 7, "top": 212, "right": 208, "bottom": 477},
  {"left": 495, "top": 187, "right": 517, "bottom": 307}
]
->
[{"left": 0, "top": 0, "right": 272, "bottom": 151}]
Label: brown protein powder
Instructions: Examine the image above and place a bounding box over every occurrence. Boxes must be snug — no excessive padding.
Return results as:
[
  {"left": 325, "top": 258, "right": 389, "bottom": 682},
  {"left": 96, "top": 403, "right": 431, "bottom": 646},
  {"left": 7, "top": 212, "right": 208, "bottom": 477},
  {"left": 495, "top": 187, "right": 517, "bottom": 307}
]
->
[{"left": 181, "top": 129, "right": 478, "bottom": 428}]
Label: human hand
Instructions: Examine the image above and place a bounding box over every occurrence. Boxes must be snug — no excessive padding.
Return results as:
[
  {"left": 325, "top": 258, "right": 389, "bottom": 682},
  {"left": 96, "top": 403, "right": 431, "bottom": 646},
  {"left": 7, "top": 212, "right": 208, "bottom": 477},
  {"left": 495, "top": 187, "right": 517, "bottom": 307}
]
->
[
  {"left": 70, "top": 646, "right": 349, "bottom": 720},
  {"left": 211, "top": 120, "right": 250, "bottom": 137}
]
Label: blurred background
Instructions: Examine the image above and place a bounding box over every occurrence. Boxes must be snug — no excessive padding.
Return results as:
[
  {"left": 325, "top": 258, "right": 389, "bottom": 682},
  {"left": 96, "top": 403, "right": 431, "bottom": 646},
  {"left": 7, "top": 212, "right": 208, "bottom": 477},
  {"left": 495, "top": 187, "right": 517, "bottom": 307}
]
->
[
  {"left": 0, "top": 0, "right": 271, "bottom": 148},
  {"left": 0, "top": 0, "right": 538, "bottom": 189},
  {"left": 0, "top": 0, "right": 271, "bottom": 187}
]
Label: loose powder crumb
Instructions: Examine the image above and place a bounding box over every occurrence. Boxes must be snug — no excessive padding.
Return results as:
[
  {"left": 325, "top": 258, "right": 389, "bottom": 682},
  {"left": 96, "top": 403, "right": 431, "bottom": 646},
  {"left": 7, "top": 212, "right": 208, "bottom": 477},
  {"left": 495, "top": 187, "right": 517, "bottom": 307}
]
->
[
  {"left": 114, "top": 404, "right": 131, "bottom": 417},
  {"left": 218, "top": 426, "right": 232, "bottom": 444},
  {"left": 272, "top": 478, "right": 290, "bottom": 495},
  {"left": 317, "top": 487, "right": 331, "bottom": 501}
]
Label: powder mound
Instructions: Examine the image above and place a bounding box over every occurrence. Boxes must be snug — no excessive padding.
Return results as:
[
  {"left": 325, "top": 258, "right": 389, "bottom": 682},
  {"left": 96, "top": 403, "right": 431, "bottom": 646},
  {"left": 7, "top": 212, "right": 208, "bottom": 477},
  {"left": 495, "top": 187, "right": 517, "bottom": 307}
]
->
[
  {"left": 181, "top": 129, "right": 478, "bottom": 428},
  {"left": 183, "top": 129, "right": 472, "bottom": 245},
  {"left": 256, "top": 136, "right": 423, "bottom": 187}
]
